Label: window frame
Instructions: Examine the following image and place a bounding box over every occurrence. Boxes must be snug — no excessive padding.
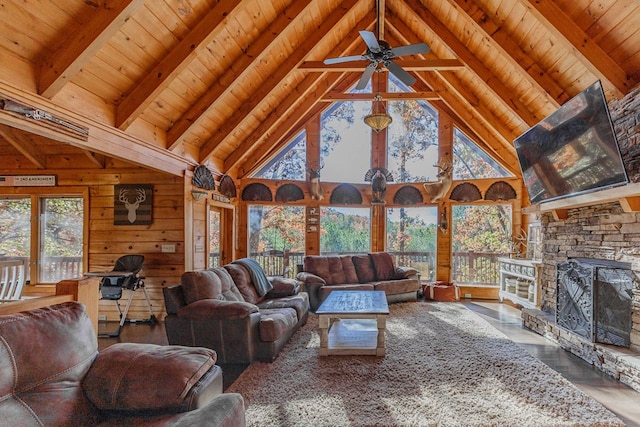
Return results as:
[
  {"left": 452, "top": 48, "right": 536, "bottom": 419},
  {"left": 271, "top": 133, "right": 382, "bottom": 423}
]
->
[{"left": 0, "top": 186, "right": 88, "bottom": 285}]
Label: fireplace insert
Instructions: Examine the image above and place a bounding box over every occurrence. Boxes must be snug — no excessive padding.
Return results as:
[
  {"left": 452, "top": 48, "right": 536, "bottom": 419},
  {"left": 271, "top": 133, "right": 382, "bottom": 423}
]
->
[{"left": 556, "top": 258, "right": 634, "bottom": 347}]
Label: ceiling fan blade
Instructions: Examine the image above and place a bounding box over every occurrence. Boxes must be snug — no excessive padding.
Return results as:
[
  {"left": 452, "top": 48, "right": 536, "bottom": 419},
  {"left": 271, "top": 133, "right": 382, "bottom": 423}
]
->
[
  {"left": 323, "top": 55, "right": 366, "bottom": 65},
  {"left": 385, "top": 60, "right": 416, "bottom": 86},
  {"left": 359, "top": 30, "right": 381, "bottom": 52},
  {"left": 356, "top": 62, "right": 377, "bottom": 90},
  {"left": 390, "top": 42, "right": 430, "bottom": 58}
]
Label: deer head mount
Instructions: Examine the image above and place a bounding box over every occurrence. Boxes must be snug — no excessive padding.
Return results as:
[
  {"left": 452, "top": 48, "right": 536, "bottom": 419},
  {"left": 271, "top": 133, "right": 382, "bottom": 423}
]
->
[
  {"left": 306, "top": 163, "right": 324, "bottom": 200},
  {"left": 423, "top": 160, "right": 453, "bottom": 203},
  {"left": 119, "top": 187, "right": 147, "bottom": 223},
  {"left": 364, "top": 167, "right": 394, "bottom": 205}
]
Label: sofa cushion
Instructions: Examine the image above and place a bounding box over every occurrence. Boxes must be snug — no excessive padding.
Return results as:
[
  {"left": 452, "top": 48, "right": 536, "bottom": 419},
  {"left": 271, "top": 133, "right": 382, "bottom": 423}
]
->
[
  {"left": 375, "top": 278, "right": 419, "bottom": 295},
  {"left": 224, "top": 263, "right": 262, "bottom": 304},
  {"left": 370, "top": 252, "right": 396, "bottom": 281},
  {"left": 257, "top": 292, "right": 309, "bottom": 321},
  {"left": 259, "top": 308, "right": 298, "bottom": 342},
  {"left": 304, "top": 255, "right": 358, "bottom": 285},
  {"left": 84, "top": 343, "right": 217, "bottom": 412},
  {"left": 178, "top": 299, "right": 259, "bottom": 320},
  {"left": 181, "top": 268, "right": 243, "bottom": 305},
  {"left": 352, "top": 254, "right": 376, "bottom": 283},
  {"left": 0, "top": 302, "right": 99, "bottom": 426}
]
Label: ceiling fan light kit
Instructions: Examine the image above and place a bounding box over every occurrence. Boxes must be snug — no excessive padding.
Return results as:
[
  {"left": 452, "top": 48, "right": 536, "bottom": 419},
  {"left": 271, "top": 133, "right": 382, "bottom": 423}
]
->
[{"left": 364, "top": 93, "right": 392, "bottom": 133}]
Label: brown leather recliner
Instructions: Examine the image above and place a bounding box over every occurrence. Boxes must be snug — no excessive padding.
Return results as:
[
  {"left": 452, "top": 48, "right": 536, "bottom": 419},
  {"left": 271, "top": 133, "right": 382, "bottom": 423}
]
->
[
  {"left": 0, "top": 301, "right": 246, "bottom": 427},
  {"left": 163, "top": 261, "right": 309, "bottom": 364}
]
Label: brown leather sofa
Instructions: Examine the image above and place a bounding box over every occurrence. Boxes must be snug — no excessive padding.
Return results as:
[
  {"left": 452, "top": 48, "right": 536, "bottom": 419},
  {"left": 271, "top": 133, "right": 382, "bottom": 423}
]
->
[
  {"left": 297, "top": 252, "right": 420, "bottom": 311},
  {"left": 0, "top": 301, "right": 245, "bottom": 427},
  {"left": 163, "top": 259, "right": 309, "bottom": 364}
]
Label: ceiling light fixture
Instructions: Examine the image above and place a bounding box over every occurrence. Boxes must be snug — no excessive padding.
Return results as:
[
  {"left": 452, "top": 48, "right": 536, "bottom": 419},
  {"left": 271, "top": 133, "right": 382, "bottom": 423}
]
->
[{"left": 364, "top": 93, "right": 392, "bottom": 133}]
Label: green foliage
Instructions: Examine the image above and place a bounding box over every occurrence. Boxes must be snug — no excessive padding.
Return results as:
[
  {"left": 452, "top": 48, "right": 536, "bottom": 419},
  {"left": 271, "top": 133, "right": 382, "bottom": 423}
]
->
[
  {"left": 0, "top": 198, "right": 31, "bottom": 256},
  {"left": 42, "top": 198, "right": 83, "bottom": 257},
  {"left": 320, "top": 207, "right": 370, "bottom": 253},
  {"left": 451, "top": 204, "right": 511, "bottom": 253},
  {"left": 248, "top": 205, "right": 305, "bottom": 253}
]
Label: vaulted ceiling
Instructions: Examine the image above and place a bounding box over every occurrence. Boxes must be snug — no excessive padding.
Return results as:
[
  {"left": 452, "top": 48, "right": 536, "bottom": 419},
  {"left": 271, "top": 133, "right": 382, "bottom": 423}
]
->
[{"left": 1, "top": 0, "right": 639, "bottom": 180}]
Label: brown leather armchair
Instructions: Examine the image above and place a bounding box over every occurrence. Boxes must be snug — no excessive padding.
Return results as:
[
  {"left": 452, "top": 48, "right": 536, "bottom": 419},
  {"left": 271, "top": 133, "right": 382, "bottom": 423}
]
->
[{"left": 0, "top": 301, "right": 245, "bottom": 426}]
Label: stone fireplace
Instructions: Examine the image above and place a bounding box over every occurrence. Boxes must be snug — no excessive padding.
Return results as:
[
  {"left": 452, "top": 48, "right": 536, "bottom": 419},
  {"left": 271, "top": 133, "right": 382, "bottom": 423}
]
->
[{"left": 520, "top": 83, "right": 640, "bottom": 393}]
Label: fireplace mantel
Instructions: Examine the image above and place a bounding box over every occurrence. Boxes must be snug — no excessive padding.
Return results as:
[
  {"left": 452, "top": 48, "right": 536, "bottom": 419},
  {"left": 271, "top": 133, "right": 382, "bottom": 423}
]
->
[{"left": 523, "top": 181, "right": 640, "bottom": 219}]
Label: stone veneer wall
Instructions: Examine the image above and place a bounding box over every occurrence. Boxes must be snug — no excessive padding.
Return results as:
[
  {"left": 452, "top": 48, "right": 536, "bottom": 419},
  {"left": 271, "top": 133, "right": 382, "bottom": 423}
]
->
[{"left": 522, "top": 83, "right": 640, "bottom": 392}]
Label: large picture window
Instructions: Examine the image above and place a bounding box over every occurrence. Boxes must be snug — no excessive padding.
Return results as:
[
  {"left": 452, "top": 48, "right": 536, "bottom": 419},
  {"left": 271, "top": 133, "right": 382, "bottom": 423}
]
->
[
  {"left": 451, "top": 204, "right": 512, "bottom": 286},
  {"left": 386, "top": 206, "right": 437, "bottom": 281},
  {"left": 248, "top": 205, "right": 305, "bottom": 278},
  {"left": 320, "top": 207, "right": 370, "bottom": 254},
  {"left": 320, "top": 102, "right": 371, "bottom": 184}
]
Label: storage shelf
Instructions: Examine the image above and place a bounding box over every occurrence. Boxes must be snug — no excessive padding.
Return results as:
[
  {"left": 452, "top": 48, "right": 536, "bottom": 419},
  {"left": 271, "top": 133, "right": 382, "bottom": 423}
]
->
[{"left": 498, "top": 257, "right": 541, "bottom": 310}]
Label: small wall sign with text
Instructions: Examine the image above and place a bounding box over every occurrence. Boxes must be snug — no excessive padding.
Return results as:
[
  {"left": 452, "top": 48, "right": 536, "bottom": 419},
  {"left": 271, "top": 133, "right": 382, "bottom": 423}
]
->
[{"left": 0, "top": 175, "right": 56, "bottom": 187}]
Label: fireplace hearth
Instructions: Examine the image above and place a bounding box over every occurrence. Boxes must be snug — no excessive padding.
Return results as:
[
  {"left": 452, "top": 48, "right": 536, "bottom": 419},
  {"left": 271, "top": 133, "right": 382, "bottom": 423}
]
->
[{"left": 556, "top": 258, "right": 634, "bottom": 347}]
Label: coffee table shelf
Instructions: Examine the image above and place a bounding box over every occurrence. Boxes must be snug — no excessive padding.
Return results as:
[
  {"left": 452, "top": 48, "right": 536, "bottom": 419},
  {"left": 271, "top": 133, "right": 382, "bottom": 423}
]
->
[{"left": 316, "top": 290, "right": 389, "bottom": 357}]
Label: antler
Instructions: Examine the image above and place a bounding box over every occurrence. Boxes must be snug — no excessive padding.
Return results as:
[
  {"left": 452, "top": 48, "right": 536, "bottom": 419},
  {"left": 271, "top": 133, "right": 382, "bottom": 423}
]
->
[
  {"left": 135, "top": 188, "right": 146, "bottom": 203},
  {"left": 118, "top": 188, "right": 129, "bottom": 203}
]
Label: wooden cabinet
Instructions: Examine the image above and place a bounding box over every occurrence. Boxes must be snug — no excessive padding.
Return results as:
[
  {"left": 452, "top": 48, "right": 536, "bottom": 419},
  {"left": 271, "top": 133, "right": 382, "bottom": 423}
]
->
[{"left": 498, "top": 257, "right": 541, "bottom": 309}]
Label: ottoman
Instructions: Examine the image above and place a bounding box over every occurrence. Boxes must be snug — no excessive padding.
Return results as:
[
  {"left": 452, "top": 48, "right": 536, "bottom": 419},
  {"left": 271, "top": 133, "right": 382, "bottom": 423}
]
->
[{"left": 424, "top": 281, "right": 459, "bottom": 302}]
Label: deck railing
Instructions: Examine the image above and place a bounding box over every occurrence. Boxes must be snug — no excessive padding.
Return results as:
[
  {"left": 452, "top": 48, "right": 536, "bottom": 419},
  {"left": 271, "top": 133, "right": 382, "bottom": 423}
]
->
[{"left": 241, "top": 250, "right": 506, "bottom": 285}]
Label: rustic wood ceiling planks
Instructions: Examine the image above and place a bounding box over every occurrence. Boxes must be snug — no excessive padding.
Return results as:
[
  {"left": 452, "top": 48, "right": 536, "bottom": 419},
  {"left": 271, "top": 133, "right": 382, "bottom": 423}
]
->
[{"left": 0, "top": 0, "right": 638, "bottom": 178}]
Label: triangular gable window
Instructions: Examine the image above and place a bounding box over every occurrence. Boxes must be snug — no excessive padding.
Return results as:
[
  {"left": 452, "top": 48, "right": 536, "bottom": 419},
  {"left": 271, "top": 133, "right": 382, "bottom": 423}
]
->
[
  {"left": 251, "top": 130, "right": 307, "bottom": 181},
  {"left": 453, "top": 128, "right": 511, "bottom": 179}
]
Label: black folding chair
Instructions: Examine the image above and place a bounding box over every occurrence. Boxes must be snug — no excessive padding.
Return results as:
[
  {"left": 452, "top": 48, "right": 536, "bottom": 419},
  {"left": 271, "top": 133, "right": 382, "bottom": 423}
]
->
[{"left": 96, "top": 255, "right": 156, "bottom": 337}]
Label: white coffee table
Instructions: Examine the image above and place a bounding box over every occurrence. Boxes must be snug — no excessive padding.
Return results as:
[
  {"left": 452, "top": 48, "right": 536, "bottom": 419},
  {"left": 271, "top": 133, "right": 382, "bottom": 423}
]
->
[{"left": 315, "top": 290, "right": 389, "bottom": 356}]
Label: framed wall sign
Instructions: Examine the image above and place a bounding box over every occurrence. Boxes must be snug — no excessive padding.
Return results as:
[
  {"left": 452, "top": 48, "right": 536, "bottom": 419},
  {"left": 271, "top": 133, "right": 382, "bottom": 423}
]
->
[{"left": 114, "top": 184, "right": 153, "bottom": 225}]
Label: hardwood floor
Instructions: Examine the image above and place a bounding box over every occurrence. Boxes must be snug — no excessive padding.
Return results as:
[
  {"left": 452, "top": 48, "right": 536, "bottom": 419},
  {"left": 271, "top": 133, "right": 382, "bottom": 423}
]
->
[{"left": 98, "top": 301, "right": 640, "bottom": 426}]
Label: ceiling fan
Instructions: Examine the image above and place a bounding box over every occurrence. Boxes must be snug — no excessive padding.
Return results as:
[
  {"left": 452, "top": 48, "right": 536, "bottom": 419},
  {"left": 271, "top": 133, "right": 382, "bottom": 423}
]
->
[{"left": 323, "top": 2, "right": 430, "bottom": 90}]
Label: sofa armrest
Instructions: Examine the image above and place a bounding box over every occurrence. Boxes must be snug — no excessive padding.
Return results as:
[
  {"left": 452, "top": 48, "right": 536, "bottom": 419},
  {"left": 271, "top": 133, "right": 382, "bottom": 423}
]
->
[
  {"left": 395, "top": 266, "right": 419, "bottom": 279},
  {"left": 83, "top": 343, "right": 221, "bottom": 413},
  {"left": 266, "top": 277, "right": 300, "bottom": 298},
  {"left": 296, "top": 271, "right": 326, "bottom": 285},
  {"left": 108, "top": 393, "right": 246, "bottom": 427},
  {"left": 178, "top": 299, "right": 259, "bottom": 320}
]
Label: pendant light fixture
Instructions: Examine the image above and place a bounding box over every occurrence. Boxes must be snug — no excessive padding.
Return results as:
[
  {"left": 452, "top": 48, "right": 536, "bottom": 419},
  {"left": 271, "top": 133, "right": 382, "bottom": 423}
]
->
[{"left": 364, "top": 93, "right": 392, "bottom": 133}]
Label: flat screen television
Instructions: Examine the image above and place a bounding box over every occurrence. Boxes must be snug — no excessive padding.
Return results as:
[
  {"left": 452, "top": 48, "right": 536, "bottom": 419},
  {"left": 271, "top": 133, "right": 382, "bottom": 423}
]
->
[{"left": 514, "top": 80, "right": 628, "bottom": 204}]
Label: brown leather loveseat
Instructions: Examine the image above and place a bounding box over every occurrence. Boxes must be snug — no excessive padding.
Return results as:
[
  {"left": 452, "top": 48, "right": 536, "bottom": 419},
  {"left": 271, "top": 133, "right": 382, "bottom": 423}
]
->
[
  {"left": 163, "top": 258, "right": 309, "bottom": 364},
  {"left": 297, "top": 252, "right": 420, "bottom": 311},
  {"left": 0, "top": 301, "right": 245, "bottom": 426}
]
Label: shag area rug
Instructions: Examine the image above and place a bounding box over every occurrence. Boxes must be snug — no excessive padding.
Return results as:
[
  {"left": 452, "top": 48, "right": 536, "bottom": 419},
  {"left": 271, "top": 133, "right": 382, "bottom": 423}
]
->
[{"left": 227, "top": 302, "right": 625, "bottom": 427}]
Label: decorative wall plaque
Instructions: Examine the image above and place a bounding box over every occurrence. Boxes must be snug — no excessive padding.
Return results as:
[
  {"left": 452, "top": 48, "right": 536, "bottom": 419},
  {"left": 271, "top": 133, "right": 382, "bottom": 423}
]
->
[{"left": 114, "top": 184, "right": 153, "bottom": 225}]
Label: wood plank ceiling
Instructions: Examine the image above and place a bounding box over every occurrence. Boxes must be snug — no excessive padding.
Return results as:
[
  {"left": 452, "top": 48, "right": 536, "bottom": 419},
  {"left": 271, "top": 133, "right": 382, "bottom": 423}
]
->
[{"left": 0, "top": 0, "right": 639, "bottom": 180}]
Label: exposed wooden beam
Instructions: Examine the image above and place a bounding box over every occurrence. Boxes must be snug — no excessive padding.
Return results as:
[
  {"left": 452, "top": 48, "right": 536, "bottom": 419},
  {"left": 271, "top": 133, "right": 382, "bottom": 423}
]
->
[
  {"left": 115, "top": 0, "right": 251, "bottom": 130},
  {"left": 0, "top": 83, "right": 191, "bottom": 176},
  {"left": 298, "top": 59, "right": 464, "bottom": 71},
  {"left": 321, "top": 91, "right": 440, "bottom": 101},
  {"left": 199, "top": 0, "right": 370, "bottom": 162},
  {"left": 517, "top": 0, "right": 631, "bottom": 97},
  {"left": 386, "top": 19, "right": 518, "bottom": 148},
  {"left": 165, "top": 0, "right": 316, "bottom": 150},
  {"left": 445, "top": 0, "right": 562, "bottom": 114},
  {"left": 39, "top": 0, "right": 146, "bottom": 98},
  {"left": 235, "top": 73, "right": 362, "bottom": 178},
  {"left": 399, "top": 0, "right": 540, "bottom": 127},
  {"left": 231, "top": 73, "right": 346, "bottom": 176},
  {"left": 0, "top": 125, "right": 46, "bottom": 169},
  {"left": 82, "top": 151, "right": 106, "bottom": 168}
]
